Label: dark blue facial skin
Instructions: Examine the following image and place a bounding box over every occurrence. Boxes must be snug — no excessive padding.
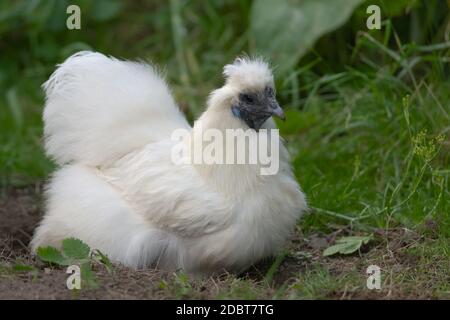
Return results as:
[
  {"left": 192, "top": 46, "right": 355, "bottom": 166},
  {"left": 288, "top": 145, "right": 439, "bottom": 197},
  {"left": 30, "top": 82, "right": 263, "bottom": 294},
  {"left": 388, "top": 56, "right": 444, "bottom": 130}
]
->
[{"left": 231, "top": 86, "right": 285, "bottom": 130}]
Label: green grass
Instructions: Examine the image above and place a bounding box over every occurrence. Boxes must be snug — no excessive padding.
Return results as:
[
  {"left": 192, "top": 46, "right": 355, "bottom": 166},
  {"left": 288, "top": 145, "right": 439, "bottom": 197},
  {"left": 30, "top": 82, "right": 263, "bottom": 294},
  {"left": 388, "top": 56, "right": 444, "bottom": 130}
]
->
[
  {"left": 284, "top": 73, "right": 450, "bottom": 234},
  {"left": 0, "top": 85, "right": 53, "bottom": 187},
  {"left": 0, "top": 0, "right": 449, "bottom": 299}
]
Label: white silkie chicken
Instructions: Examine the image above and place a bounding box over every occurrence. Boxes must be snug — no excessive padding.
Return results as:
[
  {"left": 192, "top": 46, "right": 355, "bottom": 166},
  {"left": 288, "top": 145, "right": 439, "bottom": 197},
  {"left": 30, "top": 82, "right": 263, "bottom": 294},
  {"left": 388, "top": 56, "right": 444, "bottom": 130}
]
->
[{"left": 31, "top": 52, "right": 307, "bottom": 276}]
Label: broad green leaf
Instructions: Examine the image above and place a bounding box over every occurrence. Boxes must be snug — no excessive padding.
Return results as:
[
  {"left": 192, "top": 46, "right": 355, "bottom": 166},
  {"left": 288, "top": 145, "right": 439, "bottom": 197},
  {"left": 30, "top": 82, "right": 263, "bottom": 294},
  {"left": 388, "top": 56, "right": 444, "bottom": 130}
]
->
[
  {"left": 37, "top": 246, "right": 71, "bottom": 265},
  {"left": 37, "top": 239, "right": 102, "bottom": 289},
  {"left": 338, "top": 240, "right": 363, "bottom": 254},
  {"left": 323, "top": 234, "right": 373, "bottom": 256},
  {"left": 323, "top": 243, "right": 345, "bottom": 257},
  {"left": 62, "top": 238, "right": 90, "bottom": 260},
  {"left": 250, "top": 0, "right": 365, "bottom": 74},
  {"left": 336, "top": 235, "right": 373, "bottom": 244}
]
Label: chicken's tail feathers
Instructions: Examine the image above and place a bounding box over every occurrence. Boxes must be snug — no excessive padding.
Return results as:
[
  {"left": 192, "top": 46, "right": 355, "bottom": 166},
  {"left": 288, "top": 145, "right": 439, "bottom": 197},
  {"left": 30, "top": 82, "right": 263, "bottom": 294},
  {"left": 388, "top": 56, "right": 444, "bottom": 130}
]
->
[{"left": 43, "top": 51, "right": 190, "bottom": 166}]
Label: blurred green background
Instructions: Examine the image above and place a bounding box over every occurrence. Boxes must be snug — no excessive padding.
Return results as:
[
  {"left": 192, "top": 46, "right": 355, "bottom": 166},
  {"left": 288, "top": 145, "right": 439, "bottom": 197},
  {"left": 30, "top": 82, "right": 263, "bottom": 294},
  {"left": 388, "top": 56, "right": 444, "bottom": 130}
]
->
[{"left": 0, "top": 0, "right": 449, "bottom": 236}]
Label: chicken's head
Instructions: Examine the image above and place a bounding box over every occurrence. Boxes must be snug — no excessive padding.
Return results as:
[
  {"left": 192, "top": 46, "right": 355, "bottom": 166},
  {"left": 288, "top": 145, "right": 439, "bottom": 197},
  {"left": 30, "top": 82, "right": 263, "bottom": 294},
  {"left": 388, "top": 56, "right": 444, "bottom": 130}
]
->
[{"left": 221, "top": 57, "right": 285, "bottom": 130}]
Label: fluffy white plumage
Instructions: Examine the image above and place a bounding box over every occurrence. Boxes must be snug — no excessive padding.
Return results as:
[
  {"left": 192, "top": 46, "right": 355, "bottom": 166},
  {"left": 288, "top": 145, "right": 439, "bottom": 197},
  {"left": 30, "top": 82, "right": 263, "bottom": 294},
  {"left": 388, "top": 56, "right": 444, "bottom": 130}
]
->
[{"left": 31, "top": 52, "right": 307, "bottom": 276}]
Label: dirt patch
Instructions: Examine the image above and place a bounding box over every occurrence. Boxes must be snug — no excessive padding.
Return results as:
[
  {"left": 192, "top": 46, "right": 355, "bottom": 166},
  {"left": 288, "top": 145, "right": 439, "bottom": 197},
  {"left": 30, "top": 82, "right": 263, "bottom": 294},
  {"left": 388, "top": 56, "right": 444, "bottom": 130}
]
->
[
  {"left": 1, "top": 186, "right": 448, "bottom": 299},
  {"left": 0, "top": 265, "right": 168, "bottom": 299},
  {"left": 0, "top": 184, "right": 43, "bottom": 256}
]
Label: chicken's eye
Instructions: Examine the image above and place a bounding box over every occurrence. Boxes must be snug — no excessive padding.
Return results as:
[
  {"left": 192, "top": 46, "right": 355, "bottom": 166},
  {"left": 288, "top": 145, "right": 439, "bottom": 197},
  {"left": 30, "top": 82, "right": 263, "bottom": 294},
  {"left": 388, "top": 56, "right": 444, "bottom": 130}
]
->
[
  {"left": 265, "top": 87, "right": 275, "bottom": 97},
  {"left": 240, "top": 93, "right": 255, "bottom": 104}
]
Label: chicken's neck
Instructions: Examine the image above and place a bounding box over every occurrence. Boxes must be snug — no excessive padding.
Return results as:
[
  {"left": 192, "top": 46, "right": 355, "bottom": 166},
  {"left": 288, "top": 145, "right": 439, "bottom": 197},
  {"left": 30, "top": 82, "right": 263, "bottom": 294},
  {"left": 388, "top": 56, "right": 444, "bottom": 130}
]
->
[{"left": 190, "top": 89, "right": 280, "bottom": 198}]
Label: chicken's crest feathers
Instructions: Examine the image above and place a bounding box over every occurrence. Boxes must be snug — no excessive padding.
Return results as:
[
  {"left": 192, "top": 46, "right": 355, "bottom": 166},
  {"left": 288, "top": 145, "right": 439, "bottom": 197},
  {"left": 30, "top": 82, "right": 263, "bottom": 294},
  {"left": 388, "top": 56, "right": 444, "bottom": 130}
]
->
[{"left": 223, "top": 56, "right": 274, "bottom": 91}]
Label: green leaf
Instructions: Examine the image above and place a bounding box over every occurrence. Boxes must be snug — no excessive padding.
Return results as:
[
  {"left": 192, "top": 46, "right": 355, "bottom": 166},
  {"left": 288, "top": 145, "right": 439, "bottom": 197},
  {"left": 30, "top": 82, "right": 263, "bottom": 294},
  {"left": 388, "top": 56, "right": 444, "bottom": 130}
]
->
[
  {"left": 62, "top": 238, "right": 90, "bottom": 260},
  {"left": 93, "top": 249, "right": 113, "bottom": 274},
  {"left": 323, "top": 234, "right": 373, "bottom": 256},
  {"left": 36, "top": 239, "right": 105, "bottom": 289},
  {"left": 336, "top": 235, "right": 373, "bottom": 245},
  {"left": 36, "top": 246, "right": 71, "bottom": 265},
  {"left": 250, "top": 0, "right": 365, "bottom": 74},
  {"left": 80, "top": 263, "right": 99, "bottom": 289},
  {"left": 338, "top": 240, "right": 363, "bottom": 254},
  {"left": 323, "top": 244, "right": 343, "bottom": 257}
]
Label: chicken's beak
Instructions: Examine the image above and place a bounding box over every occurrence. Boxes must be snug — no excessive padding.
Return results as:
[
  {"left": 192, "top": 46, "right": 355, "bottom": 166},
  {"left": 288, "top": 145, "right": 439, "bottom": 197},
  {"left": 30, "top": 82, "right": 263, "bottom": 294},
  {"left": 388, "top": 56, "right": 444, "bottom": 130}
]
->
[{"left": 270, "top": 101, "right": 286, "bottom": 121}]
